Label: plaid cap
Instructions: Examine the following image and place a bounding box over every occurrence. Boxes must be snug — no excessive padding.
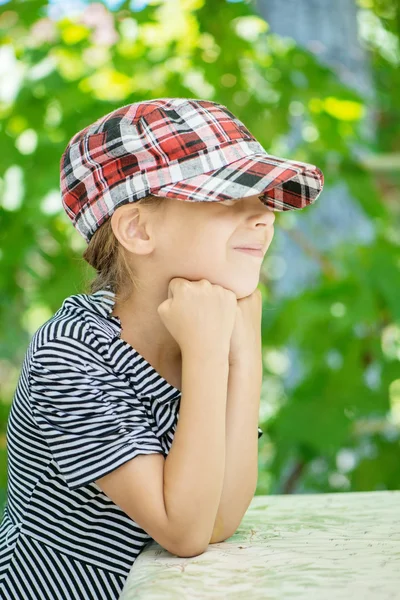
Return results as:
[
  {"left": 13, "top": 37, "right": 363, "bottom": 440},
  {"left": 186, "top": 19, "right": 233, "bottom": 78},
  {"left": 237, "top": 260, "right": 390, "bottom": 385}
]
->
[{"left": 60, "top": 97, "right": 324, "bottom": 244}]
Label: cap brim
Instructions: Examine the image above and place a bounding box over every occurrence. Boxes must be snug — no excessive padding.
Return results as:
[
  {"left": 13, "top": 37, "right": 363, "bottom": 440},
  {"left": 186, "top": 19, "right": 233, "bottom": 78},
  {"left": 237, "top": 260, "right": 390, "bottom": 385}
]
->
[{"left": 150, "top": 152, "right": 324, "bottom": 210}]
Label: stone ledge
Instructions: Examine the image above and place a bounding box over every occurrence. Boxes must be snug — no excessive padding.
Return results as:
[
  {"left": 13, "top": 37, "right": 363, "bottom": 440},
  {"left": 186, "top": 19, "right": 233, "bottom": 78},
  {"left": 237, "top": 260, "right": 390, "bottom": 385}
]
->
[{"left": 120, "top": 490, "right": 400, "bottom": 599}]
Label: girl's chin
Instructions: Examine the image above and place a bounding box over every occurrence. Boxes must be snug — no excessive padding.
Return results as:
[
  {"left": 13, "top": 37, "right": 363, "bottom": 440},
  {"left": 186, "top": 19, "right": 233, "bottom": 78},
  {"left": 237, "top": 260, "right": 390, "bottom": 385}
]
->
[{"left": 230, "top": 282, "right": 261, "bottom": 300}]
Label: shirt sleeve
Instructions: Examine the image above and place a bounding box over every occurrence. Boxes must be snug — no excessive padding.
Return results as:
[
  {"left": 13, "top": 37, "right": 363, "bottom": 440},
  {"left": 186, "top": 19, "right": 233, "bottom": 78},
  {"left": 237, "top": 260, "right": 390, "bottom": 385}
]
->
[
  {"left": 29, "top": 337, "right": 165, "bottom": 491},
  {"left": 258, "top": 427, "right": 263, "bottom": 439}
]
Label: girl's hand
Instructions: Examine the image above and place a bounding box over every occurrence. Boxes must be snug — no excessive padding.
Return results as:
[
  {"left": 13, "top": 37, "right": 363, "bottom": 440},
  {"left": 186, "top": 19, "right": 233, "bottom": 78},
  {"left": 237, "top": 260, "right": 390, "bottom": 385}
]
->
[{"left": 228, "top": 287, "right": 263, "bottom": 366}]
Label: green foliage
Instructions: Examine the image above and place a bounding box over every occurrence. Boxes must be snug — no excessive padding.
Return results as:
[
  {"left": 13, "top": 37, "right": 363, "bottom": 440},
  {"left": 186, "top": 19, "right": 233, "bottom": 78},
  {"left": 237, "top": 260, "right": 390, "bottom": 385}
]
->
[{"left": 0, "top": 0, "right": 399, "bottom": 509}]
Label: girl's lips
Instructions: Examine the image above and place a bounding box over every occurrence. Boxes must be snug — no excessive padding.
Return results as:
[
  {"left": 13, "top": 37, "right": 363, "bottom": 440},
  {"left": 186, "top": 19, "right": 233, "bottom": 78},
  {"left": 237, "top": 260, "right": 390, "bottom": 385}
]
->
[{"left": 234, "top": 247, "right": 264, "bottom": 257}]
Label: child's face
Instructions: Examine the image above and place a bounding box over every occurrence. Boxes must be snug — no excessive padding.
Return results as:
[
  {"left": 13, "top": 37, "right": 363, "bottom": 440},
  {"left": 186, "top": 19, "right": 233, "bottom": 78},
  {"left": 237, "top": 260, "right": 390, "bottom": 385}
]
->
[{"left": 150, "top": 193, "right": 276, "bottom": 299}]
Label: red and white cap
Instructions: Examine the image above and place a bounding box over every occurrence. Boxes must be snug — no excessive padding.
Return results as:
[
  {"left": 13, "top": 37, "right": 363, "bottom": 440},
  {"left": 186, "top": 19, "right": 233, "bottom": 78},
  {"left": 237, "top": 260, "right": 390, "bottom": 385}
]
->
[{"left": 60, "top": 97, "right": 325, "bottom": 244}]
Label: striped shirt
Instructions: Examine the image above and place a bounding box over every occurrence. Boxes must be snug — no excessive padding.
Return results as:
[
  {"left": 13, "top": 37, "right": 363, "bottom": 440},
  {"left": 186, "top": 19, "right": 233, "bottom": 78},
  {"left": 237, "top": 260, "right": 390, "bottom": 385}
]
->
[{"left": 0, "top": 288, "right": 263, "bottom": 598}]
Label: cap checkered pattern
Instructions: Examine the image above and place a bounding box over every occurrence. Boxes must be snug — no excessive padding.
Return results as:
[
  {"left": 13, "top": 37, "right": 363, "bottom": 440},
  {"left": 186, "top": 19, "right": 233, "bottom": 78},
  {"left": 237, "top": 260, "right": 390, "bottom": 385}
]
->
[{"left": 60, "top": 97, "right": 324, "bottom": 243}]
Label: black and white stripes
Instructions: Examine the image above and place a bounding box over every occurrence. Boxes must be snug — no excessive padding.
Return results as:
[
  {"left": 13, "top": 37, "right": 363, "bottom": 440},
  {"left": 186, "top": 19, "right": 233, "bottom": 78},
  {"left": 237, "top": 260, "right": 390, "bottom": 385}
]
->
[{"left": 0, "top": 288, "right": 263, "bottom": 599}]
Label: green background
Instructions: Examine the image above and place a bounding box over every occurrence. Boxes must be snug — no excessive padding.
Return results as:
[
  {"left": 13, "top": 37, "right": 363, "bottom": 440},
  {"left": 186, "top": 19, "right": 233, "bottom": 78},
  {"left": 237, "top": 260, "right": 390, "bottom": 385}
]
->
[{"left": 1, "top": 0, "right": 400, "bottom": 518}]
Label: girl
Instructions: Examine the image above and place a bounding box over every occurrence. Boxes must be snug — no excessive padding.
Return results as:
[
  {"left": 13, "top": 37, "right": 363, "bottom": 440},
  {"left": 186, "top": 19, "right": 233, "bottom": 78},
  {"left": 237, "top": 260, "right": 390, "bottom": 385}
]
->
[{"left": 0, "top": 97, "right": 324, "bottom": 599}]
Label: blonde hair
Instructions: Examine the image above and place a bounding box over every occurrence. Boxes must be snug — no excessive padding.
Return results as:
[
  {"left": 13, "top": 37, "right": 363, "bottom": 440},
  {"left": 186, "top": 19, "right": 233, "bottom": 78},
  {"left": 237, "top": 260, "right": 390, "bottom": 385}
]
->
[{"left": 82, "top": 194, "right": 165, "bottom": 304}]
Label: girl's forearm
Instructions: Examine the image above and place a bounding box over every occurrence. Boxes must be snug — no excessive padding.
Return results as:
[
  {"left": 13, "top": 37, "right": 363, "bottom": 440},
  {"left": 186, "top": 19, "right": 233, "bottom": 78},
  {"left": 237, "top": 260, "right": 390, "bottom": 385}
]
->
[
  {"left": 209, "top": 357, "right": 263, "bottom": 543},
  {"left": 163, "top": 346, "right": 230, "bottom": 555}
]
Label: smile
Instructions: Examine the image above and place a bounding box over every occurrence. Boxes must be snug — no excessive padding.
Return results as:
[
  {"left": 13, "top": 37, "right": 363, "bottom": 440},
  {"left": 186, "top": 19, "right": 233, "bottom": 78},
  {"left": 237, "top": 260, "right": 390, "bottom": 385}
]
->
[{"left": 234, "top": 248, "right": 264, "bottom": 257}]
